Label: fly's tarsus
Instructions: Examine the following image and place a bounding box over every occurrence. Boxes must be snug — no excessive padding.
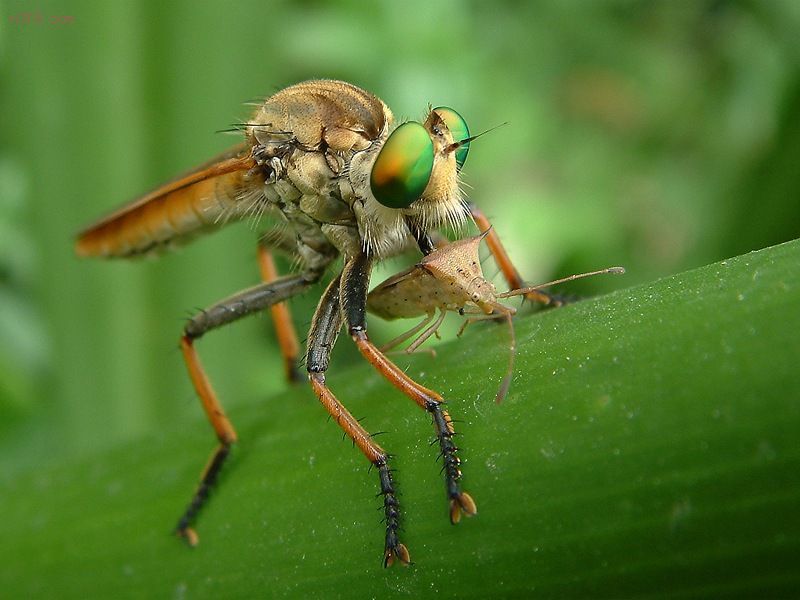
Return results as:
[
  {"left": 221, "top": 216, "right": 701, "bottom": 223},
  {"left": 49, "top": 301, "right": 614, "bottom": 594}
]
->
[
  {"left": 377, "top": 459, "right": 410, "bottom": 567},
  {"left": 175, "top": 441, "right": 233, "bottom": 546},
  {"left": 384, "top": 543, "right": 411, "bottom": 568},
  {"left": 427, "top": 401, "right": 477, "bottom": 524},
  {"left": 450, "top": 491, "right": 478, "bottom": 525},
  {"left": 348, "top": 324, "right": 476, "bottom": 528}
]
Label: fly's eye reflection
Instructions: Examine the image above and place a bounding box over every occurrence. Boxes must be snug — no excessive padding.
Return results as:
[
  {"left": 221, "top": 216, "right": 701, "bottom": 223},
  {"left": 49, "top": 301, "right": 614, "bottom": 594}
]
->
[
  {"left": 370, "top": 122, "right": 434, "bottom": 209},
  {"left": 433, "top": 106, "right": 470, "bottom": 169}
]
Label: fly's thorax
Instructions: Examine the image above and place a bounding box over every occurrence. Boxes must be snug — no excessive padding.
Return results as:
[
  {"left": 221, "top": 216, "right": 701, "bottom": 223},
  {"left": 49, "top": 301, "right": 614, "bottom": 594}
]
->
[
  {"left": 287, "top": 153, "right": 353, "bottom": 224},
  {"left": 245, "top": 80, "right": 399, "bottom": 262},
  {"left": 248, "top": 80, "right": 391, "bottom": 153}
]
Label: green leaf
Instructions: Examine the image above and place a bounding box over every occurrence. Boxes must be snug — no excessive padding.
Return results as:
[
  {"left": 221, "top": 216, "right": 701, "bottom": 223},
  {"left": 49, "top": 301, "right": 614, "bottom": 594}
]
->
[{"left": 2, "top": 240, "right": 799, "bottom": 598}]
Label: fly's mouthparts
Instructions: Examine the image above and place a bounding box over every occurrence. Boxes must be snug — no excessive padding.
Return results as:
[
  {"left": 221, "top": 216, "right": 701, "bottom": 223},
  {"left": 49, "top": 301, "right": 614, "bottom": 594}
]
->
[{"left": 445, "top": 121, "right": 509, "bottom": 155}]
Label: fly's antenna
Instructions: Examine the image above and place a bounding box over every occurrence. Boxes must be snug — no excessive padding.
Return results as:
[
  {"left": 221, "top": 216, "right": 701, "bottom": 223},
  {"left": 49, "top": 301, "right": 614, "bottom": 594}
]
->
[
  {"left": 444, "top": 122, "right": 508, "bottom": 156},
  {"left": 496, "top": 266, "right": 626, "bottom": 299}
]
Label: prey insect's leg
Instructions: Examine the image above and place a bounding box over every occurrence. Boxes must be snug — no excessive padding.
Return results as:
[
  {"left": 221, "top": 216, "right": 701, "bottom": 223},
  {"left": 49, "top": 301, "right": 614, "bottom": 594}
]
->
[
  {"left": 176, "top": 273, "right": 316, "bottom": 545},
  {"left": 257, "top": 244, "right": 302, "bottom": 383},
  {"left": 342, "top": 253, "right": 476, "bottom": 524},
  {"left": 306, "top": 273, "right": 409, "bottom": 567},
  {"left": 406, "top": 308, "right": 447, "bottom": 354},
  {"left": 468, "top": 201, "right": 565, "bottom": 307},
  {"left": 379, "top": 311, "right": 436, "bottom": 352}
]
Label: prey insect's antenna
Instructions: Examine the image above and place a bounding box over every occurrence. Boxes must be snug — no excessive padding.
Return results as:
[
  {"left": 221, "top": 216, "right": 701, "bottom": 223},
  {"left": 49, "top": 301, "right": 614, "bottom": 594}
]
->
[
  {"left": 444, "top": 122, "right": 508, "bottom": 156},
  {"left": 489, "top": 266, "right": 625, "bottom": 403},
  {"left": 496, "top": 266, "right": 626, "bottom": 299},
  {"left": 495, "top": 311, "right": 516, "bottom": 404}
]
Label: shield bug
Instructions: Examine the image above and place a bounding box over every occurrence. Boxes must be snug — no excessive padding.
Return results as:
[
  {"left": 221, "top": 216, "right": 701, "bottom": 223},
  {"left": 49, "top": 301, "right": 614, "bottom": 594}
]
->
[{"left": 368, "top": 232, "right": 625, "bottom": 402}]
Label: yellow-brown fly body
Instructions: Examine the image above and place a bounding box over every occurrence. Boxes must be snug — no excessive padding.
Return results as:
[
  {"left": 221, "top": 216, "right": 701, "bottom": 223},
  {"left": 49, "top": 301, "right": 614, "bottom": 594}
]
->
[{"left": 76, "top": 80, "right": 549, "bottom": 566}]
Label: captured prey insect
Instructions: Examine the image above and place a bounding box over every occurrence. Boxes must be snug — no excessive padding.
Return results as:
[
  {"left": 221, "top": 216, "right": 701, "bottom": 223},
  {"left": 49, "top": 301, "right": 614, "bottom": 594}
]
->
[
  {"left": 368, "top": 232, "right": 625, "bottom": 403},
  {"left": 75, "top": 80, "right": 552, "bottom": 567}
]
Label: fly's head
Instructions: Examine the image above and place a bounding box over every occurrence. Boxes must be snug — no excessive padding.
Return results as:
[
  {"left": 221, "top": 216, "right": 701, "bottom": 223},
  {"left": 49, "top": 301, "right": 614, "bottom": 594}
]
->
[
  {"left": 416, "top": 107, "right": 468, "bottom": 207},
  {"left": 349, "top": 106, "right": 473, "bottom": 258}
]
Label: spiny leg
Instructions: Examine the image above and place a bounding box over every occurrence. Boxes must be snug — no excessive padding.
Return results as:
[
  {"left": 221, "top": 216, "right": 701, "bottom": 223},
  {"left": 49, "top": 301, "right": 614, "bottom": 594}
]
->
[
  {"left": 341, "top": 253, "right": 476, "bottom": 524},
  {"left": 257, "top": 243, "right": 302, "bottom": 383},
  {"left": 175, "top": 272, "right": 318, "bottom": 545},
  {"left": 306, "top": 273, "right": 409, "bottom": 567},
  {"left": 467, "top": 201, "right": 566, "bottom": 307},
  {"left": 176, "top": 336, "right": 237, "bottom": 546}
]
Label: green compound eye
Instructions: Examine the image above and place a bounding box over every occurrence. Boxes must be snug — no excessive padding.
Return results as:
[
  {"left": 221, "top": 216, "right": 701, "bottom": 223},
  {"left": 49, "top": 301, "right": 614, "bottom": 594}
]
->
[
  {"left": 433, "top": 106, "right": 470, "bottom": 169},
  {"left": 370, "top": 122, "right": 434, "bottom": 209}
]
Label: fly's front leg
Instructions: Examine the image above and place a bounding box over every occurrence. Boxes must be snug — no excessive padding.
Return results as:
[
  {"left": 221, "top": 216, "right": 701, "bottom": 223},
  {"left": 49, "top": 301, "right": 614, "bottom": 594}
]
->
[
  {"left": 305, "top": 273, "right": 409, "bottom": 567},
  {"left": 468, "top": 201, "right": 565, "bottom": 307},
  {"left": 176, "top": 272, "right": 316, "bottom": 546},
  {"left": 342, "top": 253, "right": 477, "bottom": 524},
  {"left": 257, "top": 243, "right": 302, "bottom": 383}
]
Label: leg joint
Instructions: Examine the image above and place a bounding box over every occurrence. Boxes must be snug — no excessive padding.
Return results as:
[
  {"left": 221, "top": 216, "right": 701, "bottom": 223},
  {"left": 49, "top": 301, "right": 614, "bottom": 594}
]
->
[
  {"left": 425, "top": 399, "right": 441, "bottom": 413},
  {"left": 184, "top": 317, "right": 205, "bottom": 340},
  {"left": 349, "top": 325, "right": 366, "bottom": 337}
]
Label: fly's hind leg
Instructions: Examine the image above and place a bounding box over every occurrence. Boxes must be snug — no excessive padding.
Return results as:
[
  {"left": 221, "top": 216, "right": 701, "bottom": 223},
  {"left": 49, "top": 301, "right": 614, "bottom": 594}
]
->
[
  {"left": 341, "top": 253, "right": 477, "bottom": 525},
  {"left": 257, "top": 241, "right": 302, "bottom": 383},
  {"left": 467, "top": 201, "right": 567, "bottom": 307},
  {"left": 175, "top": 272, "right": 318, "bottom": 545},
  {"left": 305, "top": 272, "right": 410, "bottom": 567}
]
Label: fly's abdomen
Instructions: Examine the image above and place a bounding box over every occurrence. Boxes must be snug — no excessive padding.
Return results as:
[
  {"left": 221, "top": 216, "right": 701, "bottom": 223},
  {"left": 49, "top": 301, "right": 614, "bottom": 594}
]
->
[{"left": 76, "top": 155, "right": 256, "bottom": 258}]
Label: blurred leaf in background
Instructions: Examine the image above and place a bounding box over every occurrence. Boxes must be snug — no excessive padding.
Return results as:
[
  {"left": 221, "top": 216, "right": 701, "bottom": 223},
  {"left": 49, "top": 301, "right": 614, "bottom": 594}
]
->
[
  {"left": 0, "top": 154, "right": 49, "bottom": 422},
  {"left": 0, "top": 0, "right": 799, "bottom": 584}
]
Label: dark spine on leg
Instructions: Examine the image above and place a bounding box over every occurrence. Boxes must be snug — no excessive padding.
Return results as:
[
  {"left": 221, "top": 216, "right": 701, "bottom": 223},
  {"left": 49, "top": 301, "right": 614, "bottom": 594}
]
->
[
  {"left": 377, "top": 458, "right": 402, "bottom": 565},
  {"left": 427, "top": 402, "right": 463, "bottom": 501},
  {"left": 176, "top": 444, "right": 231, "bottom": 532}
]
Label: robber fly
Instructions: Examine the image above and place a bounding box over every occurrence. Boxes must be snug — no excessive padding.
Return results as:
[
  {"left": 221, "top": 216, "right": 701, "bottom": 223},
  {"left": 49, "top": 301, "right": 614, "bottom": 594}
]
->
[{"left": 76, "top": 80, "right": 545, "bottom": 567}]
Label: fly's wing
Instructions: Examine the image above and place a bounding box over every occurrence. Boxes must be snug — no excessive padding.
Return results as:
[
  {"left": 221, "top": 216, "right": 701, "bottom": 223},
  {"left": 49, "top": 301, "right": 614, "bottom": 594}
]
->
[
  {"left": 75, "top": 144, "right": 259, "bottom": 258},
  {"left": 76, "top": 81, "right": 392, "bottom": 260}
]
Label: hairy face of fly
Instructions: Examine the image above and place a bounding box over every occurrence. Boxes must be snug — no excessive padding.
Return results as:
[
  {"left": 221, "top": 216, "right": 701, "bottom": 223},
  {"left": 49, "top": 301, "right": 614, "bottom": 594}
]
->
[{"left": 352, "top": 107, "right": 470, "bottom": 258}]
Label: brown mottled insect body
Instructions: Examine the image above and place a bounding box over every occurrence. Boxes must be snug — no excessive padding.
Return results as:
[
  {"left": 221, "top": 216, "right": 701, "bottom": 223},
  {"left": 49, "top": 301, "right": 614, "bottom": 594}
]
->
[{"left": 368, "top": 233, "right": 625, "bottom": 402}]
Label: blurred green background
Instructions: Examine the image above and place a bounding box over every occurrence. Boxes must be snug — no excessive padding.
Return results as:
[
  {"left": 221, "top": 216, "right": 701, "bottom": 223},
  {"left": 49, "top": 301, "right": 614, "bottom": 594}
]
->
[{"left": 1, "top": 0, "right": 799, "bottom": 506}]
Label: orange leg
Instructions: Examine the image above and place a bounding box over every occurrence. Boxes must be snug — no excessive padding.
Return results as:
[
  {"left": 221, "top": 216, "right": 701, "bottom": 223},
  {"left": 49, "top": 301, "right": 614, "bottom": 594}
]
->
[
  {"left": 340, "top": 254, "right": 477, "bottom": 525},
  {"left": 176, "top": 335, "right": 237, "bottom": 546},
  {"left": 352, "top": 330, "right": 476, "bottom": 524},
  {"left": 306, "top": 273, "right": 409, "bottom": 567},
  {"left": 257, "top": 245, "right": 302, "bottom": 383},
  {"left": 174, "top": 273, "right": 316, "bottom": 545},
  {"left": 468, "top": 201, "right": 565, "bottom": 307},
  {"left": 309, "top": 372, "right": 409, "bottom": 566}
]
